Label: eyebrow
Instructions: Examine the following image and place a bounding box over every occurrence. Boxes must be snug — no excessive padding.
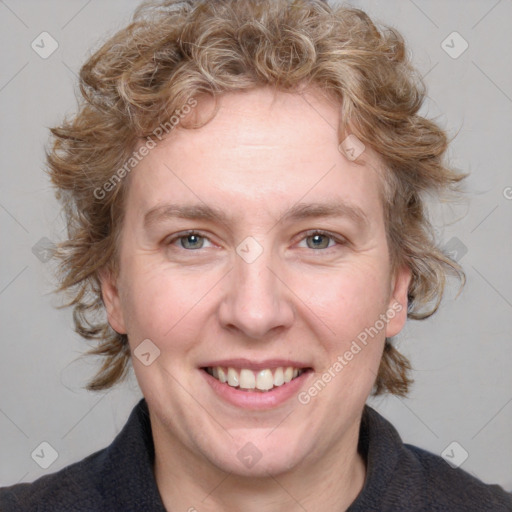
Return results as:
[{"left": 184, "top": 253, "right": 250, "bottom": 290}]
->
[
  {"left": 143, "top": 200, "right": 369, "bottom": 230},
  {"left": 279, "top": 201, "right": 369, "bottom": 229}
]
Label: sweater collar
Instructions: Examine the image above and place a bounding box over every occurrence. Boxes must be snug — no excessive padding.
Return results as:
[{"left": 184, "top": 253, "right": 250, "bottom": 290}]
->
[
  {"left": 347, "top": 404, "right": 404, "bottom": 510},
  {"left": 99, "top": 398, "right": 166, "bottom": 511}
]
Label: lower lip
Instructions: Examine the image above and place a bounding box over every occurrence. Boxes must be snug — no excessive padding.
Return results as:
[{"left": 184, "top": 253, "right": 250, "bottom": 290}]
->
[{"left": 201, "top": 369, "right": 311, "bottom": 410}]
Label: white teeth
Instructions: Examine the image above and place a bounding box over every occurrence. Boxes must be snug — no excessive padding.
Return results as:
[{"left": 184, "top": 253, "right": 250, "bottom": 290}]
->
[
  {"left": 256, "top": 369, "right": 274, "bottom": 391},
  {"left": 218, "top": 367, "right": 227, "bottom": 383},
  {"left": 284, "top": 367, "right": 294, "bottom": 383},
  {"left": 208, "top": 365, "right": 305, "bottom": 390},
  {"left": 227, "top": 367, "right": 239, "bottom": 387},
  {"left": 273, "top": 367, "right": 284, "bottom": 386},
  {"left": 239, "top": 369, "right": 256, "bottom": 389}
]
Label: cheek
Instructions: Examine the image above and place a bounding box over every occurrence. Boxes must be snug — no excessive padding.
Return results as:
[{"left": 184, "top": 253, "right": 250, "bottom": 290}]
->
[
  {"left": 306, "top": 268, "right": 391, "bottom": 396},
  {"left": 300, "top": 263, "right": 392, "bottom": 340},
  {"left": 118, "top": 259, "right": 219, "bottom": 343}
]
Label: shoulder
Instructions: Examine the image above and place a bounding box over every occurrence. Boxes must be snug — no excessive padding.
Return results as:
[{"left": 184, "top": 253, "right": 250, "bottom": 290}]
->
[
  {"left": 0, "top": 448, "right": 107, "bottom": 512},
  {"left": 0, "top": 398, "right": 163, "bottom": 512},
  {"left": 403, "top": 443, "right": 512, "bottom": 511},
  {"left": 350, "top": 405, "right": 512, "bottom": 512}
]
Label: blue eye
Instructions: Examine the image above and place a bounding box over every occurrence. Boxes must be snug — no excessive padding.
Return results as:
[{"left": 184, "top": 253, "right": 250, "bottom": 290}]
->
[
  {"left": 299, "top": 230, "right": 343, "bottom": 250},
  {"left": 166, "top": 229, "right": 345, "bottom": 252},
  {"left": 168, "top": 231, "right": 212, "bottom": 250},
  {"left": 305, "top": 233, "right": 332, "bottom": 249}
]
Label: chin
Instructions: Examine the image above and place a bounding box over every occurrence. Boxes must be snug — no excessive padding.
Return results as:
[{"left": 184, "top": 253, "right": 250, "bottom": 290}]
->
[{"left": 204, "top": 430, "right": 314, "bottom": 478}]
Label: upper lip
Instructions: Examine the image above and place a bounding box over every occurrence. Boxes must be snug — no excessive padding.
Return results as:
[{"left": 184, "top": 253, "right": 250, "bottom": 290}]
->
[{"left": 200, "top": 358, "right": 312, "bottom": 371}]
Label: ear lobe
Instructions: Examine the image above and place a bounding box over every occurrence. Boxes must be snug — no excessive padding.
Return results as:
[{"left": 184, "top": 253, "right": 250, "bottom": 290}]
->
[
  {"left": 99, "top": 268, "right": 127, "bottom": 335},
  {"left": 385, "top": 264, "right": 412, "bottom": 338}
]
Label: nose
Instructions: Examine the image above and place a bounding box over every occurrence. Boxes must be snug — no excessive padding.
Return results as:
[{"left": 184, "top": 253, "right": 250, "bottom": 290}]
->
[{"left": 218, "top": 245, "right": 295, "bottom": 340}]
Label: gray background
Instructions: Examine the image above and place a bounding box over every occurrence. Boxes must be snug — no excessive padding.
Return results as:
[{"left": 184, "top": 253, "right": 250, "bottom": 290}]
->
[{"left": 1, "top": 0, "right": 511, "bottom": 491}]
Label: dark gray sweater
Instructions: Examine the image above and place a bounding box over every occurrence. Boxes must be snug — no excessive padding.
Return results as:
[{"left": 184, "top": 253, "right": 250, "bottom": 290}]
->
[{"left": 1, "top": 399, "right": 511, "bottom": 511}]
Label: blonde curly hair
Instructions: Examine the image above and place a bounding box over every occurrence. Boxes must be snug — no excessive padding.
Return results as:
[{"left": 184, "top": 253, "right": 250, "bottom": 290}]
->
[{"left": 47, "top": 0, "right": 465, "bottom": 394}]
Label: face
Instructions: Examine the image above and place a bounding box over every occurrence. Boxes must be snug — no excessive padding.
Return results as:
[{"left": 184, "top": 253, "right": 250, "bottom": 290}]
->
[{"left": 101, "top": 87, "right": 410, "bottom": 478}]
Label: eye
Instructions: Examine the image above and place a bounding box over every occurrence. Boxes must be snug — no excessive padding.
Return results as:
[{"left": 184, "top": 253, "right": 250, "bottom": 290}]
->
[
  {"left": 166, "top": 230, "right": 213, "bottom": 250},
  {"left": 297, "top": 230, "right": 346, "bottom": 250},
  {"left": 165, "top": 229, "right": 345, "bottom": 252}
]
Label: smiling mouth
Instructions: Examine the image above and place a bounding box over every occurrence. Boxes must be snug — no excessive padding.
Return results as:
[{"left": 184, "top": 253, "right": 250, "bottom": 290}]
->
[{"left": 202, "top": 366, "right": 312, "bottom": 392}]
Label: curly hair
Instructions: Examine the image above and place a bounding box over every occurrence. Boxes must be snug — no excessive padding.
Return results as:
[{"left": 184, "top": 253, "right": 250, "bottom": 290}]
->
[{"left": 47, "top": 0, "right": 465, "bottom": 394}]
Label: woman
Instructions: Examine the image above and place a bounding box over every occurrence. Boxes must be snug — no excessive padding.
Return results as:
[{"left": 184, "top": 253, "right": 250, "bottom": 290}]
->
[{"left": 1, "top": 0, "right": 510, "bottom": 510}]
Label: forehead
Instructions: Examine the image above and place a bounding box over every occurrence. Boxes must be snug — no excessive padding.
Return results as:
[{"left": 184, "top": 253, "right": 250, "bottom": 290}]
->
[{"left": 126, "top": 87, "right": 386, "bottom": 227}]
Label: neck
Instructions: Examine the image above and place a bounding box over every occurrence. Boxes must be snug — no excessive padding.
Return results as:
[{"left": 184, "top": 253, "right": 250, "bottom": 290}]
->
[{"left": 152, "top": 415, "right": 366, "bottom": 512}]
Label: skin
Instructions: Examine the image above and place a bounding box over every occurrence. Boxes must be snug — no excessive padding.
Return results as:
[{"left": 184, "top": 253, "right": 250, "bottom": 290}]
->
[{"left": 101, "top": 87, "right": 411, "bottom": 511}]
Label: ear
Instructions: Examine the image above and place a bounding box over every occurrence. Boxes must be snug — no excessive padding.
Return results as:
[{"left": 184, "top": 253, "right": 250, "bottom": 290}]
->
[
  {"left": 99, "top": 268, "right": 127, "bottom": 335},
  {"left": 385, "top": 264, "right": 412, "bottom": 338}
]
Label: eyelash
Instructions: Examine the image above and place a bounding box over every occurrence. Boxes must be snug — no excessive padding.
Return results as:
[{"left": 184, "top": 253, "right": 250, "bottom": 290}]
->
[{"left": 165, "top": 229, "right": 347, "bottom": 252}]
